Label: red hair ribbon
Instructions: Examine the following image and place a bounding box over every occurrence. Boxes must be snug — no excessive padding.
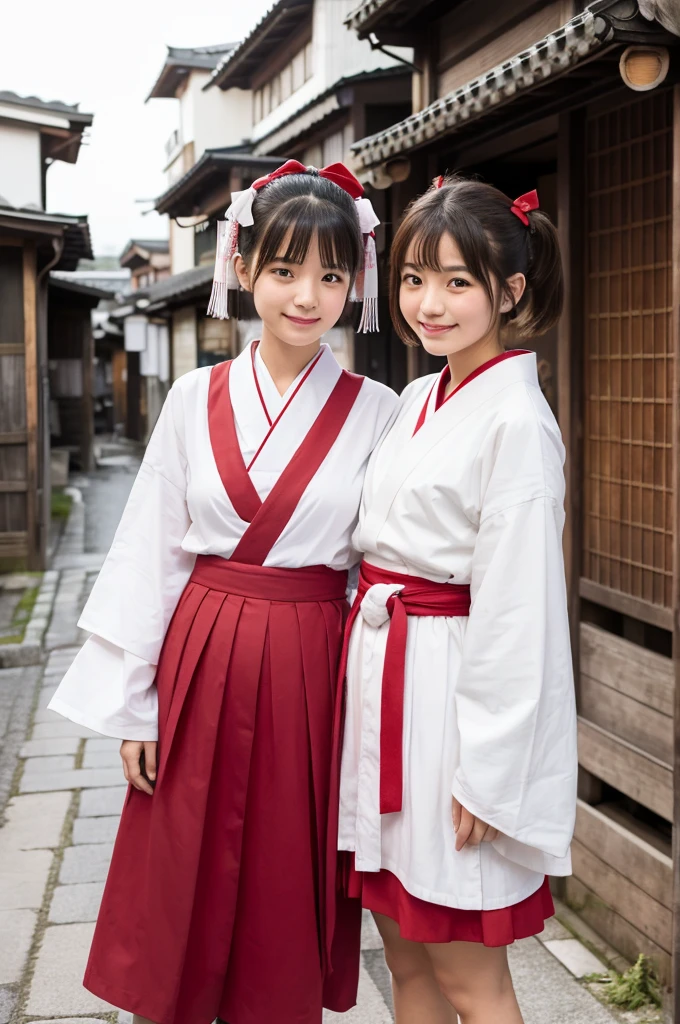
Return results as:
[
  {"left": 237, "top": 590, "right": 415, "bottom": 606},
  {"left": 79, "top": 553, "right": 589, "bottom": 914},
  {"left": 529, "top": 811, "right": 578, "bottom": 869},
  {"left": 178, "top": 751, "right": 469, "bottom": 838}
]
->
[
  {"left": 251, "top": 158, "right": 364, "bottom": 201},
  {"left": 434, "top": 175, "right": 444, "bottom": 189},
  {"left": 510, "top": 189, "right": 539, "bottom": 226}
]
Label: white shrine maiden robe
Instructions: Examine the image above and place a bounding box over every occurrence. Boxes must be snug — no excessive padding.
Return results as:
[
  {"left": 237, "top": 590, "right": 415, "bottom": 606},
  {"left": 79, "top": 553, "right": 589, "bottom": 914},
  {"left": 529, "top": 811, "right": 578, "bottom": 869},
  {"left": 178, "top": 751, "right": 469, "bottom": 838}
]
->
[
  {"left": 48, "top": 342, "right": 398, "bottom": 740},
  {"left": 338, "top": 351, "right": 578, "bottom": 911}
]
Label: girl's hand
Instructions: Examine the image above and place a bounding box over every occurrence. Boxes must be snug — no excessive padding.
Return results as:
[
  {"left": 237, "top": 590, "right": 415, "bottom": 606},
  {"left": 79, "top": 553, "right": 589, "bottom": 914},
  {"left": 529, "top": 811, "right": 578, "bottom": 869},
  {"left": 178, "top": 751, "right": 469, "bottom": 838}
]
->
[
  {"left": 120, "top": 740, "right": 157, "bottom": 796},
  {"left": 452, "top": 797, "right": 499, "bottom": 851}
]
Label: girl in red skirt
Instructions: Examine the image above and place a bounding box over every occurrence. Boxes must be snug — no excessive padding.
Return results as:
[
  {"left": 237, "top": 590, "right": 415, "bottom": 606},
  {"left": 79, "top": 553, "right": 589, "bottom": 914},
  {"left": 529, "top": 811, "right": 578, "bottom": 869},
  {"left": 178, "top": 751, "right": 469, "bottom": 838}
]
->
[
  {"left": 335, "top": 176, "right": 578, "bottom": 1022},
  {"left": 49, "top": 161, "right": 398, "bottom": 1024}
]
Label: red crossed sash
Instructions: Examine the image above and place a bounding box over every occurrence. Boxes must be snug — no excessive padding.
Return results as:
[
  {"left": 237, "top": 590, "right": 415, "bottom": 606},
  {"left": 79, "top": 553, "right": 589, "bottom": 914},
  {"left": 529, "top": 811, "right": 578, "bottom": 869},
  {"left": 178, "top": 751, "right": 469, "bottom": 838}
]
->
[{"left": 208, "top": 358, "right": 364, "bottom": 566}]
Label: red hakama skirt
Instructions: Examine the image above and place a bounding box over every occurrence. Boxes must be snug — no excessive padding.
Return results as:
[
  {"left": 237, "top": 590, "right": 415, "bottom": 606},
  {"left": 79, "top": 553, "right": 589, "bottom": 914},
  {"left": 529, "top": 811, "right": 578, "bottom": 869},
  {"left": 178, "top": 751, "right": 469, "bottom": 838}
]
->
[
  {"left": 347, "top": 857, "right": 554, "bottom": 946},
  {"left": 84, "top": 556, "right": 361, "bottom": 1024}
]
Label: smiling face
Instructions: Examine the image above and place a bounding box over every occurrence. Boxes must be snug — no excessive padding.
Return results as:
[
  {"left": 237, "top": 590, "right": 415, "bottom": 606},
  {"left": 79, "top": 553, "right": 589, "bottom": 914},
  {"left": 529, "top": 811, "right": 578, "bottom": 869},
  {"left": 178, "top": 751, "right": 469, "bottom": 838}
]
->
[
  {"left": 399, "top": 232, "right": 524, "bottom": 359},
  {"left": 234, "top": 231, "right": 351, "bottom": 348}
]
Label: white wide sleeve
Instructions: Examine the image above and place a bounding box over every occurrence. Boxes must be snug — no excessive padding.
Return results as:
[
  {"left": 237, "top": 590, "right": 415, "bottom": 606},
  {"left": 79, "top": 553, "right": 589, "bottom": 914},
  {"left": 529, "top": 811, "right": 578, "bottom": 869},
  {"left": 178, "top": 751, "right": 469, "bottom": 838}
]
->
[
  {"left": 452, "top": 448, "right": 577, "bottom": 875},
  {"left": 48, "top": 385, "right": 196, "bottom": 739}
]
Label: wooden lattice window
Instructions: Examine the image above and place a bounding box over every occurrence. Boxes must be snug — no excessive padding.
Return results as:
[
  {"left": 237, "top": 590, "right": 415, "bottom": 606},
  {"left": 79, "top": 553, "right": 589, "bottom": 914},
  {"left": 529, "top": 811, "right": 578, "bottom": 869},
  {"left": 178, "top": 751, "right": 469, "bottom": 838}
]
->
[{"left": 583, "top": 91, "right": 673, "bottom": 609}]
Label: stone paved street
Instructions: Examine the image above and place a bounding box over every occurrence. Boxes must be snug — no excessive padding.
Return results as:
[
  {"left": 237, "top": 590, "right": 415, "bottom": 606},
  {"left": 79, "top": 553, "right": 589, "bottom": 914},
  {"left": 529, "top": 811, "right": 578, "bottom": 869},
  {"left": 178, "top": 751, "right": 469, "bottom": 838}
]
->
[{"left": 0, "top": 458, "right": 624, "bottom": 1024}]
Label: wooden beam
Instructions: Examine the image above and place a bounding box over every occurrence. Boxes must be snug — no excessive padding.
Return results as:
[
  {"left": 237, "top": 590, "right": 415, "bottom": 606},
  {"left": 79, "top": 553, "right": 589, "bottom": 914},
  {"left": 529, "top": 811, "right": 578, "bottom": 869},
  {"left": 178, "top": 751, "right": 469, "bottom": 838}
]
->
[
  {"left": 572, "top": 838, "right": 672, "bottom": 951},
  {"left": 671, "top": 81, "right": 680, "bottom": 1022},
  {"left": 22, "top": 244, "right": 38, "bottom": 570},
  {"left": 580, "top": 622, "right": 674, "bottom": 718},
  {"left": 580, "top": 578, "right": 673, "bottom": 632},
  {"left": 578, "top": 717, "right": 673, "bottom": 822},
  {"left": 0, "top": 482, "right": 28, "bottom": 493},
  {"left": 0, "top": 432, "right": 27, "bottom": 445},
  {"left": 0, "top": 344, "right": 25, "bottom": 356},
  {"left": 557, "top": 110, "right": 585, "bottom": 685},
  {"left": 0, "top": 533, "right": 28, "bottom": 558},
  {"left": 580, "top": 675, "right": 673, "bottom": 766},
  {"left": 575, "top": 799, "right": 672, "bottom": 910}
]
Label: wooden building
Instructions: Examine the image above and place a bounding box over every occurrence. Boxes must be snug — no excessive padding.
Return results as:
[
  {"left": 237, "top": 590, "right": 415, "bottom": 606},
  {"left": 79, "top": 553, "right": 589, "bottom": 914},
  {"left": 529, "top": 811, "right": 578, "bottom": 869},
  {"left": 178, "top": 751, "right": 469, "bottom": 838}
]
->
[
  {"left": 0, "top": 91, "right": 93, "bottom": 569},
  {"left": 203, "top": 0, "right": 413, "bottom": 369},
  {"left": 345, "top": 0, "right": 680, "bottom": 1013},
  {"left": 47, "top": 275, "right": 114, "bottom": 473},
  {"left": 119, "top": 239, "right": 170, "bottom": 292}
]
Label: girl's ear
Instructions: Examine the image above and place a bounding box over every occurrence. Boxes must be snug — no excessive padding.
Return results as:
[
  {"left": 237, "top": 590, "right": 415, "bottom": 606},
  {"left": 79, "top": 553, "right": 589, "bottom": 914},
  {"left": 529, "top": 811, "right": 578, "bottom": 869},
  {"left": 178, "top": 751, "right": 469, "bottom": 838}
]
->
[
  {"left": 233, "top": 253, "right": 252, "bottom": 293},
  {"left": 500, "top": 272, "right": 526, "bottom": 313}
]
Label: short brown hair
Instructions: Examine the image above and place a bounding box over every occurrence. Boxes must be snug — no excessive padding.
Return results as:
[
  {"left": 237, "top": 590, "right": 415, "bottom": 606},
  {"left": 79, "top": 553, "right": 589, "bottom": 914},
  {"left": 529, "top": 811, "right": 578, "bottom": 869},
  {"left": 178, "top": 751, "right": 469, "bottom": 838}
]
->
[{"left": 389, "top": 175, "right": 564, "bottom": 346}]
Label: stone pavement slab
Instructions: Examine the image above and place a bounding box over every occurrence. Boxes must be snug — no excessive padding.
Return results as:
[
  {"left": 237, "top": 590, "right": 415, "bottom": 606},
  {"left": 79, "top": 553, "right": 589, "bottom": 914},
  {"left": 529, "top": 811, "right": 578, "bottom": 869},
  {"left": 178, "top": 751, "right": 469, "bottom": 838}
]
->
[
  {"left": 324, "top": 964, "right": 393, "bottom": 1023},
  {"left": 49, "top": 881, "right": 104, "bottom": 924},
  {"left": 0, "top": 986, "right": 15, "bottom": 1024},
  {"left": 20, "top": 737, "right": 80, "bottom": 758},
  {"left": 28, "top": 1019, "right": 110, "bottom": 1024},
  {"left": 60, "top": 843, "right": 114, "bottom": 884},
  {"left": 26, "top": 923, "right": 114, "bottom": 1016},
  {"left": 73, "top": 815, "right": 120, "bottom": 845},
  {"left": 0, "top": 847, "right": 52, "bottom": 910},
  {"left": 509, "top": 936, "right": 618, "bottom": 1023},
  {"left": 1, "top": 791, "right": 71, "bottom": 851},
  {"left": 0, "top": 908, "right": 37, "bottom": 984},
  {"left": 84, "top": 738, "right": 120, "bottom": 753},
  {"left": 31, "top": 722, "right": 99, "bottom": 741},
  {"left": 82, "top": 749, "right": 121, "bottom": 769},
  {"left": 79, "top": 787, "right": 127, "bottom": 818},
  {"left": 543, "top": 937, "right": 607, "bottom": 978},
  {"left": 23, "top": 755, "right": 76, "bottom": 775},
  {"left": 20, "top": 768, "right": 122, "bottom": 794}
]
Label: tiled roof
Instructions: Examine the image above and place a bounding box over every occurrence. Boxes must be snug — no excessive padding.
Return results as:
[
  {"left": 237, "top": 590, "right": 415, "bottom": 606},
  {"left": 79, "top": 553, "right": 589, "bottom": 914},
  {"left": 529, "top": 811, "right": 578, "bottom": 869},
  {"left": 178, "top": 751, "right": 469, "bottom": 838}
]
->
[
  {"left": 207, "top": 0, "right": 313, "bottom": 91},
  {"left": 0, "top": 90, "right": 93, "bottom": 125},
  {"left": 351, "top": 9, "right": 608, "bottom": 170}
]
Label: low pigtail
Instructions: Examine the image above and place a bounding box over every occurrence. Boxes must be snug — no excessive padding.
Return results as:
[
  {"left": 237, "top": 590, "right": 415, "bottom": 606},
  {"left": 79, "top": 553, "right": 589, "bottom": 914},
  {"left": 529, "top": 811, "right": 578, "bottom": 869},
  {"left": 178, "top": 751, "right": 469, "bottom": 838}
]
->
[{"left": 513, "top": 209, "right": 564, "bottom": 338}]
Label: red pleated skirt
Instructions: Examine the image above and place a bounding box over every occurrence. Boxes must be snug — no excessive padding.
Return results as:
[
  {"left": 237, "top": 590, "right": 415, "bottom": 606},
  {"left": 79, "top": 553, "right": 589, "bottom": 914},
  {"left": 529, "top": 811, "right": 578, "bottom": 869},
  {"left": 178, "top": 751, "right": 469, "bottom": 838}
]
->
[
  {"left": 347, "top": 855, "right": 554, "bottom": 946},
  {"left": 84, "top": 556, "right": 361, "bottom": 1024}
]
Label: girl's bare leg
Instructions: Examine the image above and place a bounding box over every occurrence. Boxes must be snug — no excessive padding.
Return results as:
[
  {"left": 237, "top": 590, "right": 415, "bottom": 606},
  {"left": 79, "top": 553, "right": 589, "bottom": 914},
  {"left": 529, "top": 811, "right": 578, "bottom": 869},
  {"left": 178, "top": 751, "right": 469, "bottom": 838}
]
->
[
  {"left": 425, "top": 940, "right": 523, "bottom": 1024},
  {"left": 373, "top": 912, "right": 458, "bottom": 1024}
]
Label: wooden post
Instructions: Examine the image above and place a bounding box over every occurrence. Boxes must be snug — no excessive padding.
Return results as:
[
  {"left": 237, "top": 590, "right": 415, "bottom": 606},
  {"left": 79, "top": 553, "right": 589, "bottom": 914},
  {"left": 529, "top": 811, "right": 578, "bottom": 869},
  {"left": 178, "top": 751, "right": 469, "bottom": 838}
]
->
[
  {"left": 671, "top": 82, "right": 680, "bottom": 1024},
  {"left": 557, "top": 109, "right": 586, "bottom": 684},
  {"left": 22, "top": 243, "right": 39, "bottom": 570}
]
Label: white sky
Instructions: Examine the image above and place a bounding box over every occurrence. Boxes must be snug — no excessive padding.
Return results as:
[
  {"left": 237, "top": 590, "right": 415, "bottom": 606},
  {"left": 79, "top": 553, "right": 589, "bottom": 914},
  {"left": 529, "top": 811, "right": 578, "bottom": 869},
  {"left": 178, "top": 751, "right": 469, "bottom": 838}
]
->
[{"left": 1, "top": 0, "right": 273, "bottom": 256}]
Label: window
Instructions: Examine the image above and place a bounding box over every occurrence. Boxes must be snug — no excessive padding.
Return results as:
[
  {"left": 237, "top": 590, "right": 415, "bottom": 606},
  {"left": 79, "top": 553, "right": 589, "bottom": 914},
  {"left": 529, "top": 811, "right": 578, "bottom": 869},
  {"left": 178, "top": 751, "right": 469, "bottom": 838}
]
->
[{"left": 253, "top": 40, "right": 313, "bottom": 123}]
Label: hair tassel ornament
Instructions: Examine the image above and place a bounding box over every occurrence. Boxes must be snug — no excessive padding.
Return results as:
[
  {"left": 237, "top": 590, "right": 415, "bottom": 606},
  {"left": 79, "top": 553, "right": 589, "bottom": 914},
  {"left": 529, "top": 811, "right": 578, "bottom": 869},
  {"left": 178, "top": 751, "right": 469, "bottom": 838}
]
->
[{"left": 208, "top": 159, "right": 381, "bottom": 331}]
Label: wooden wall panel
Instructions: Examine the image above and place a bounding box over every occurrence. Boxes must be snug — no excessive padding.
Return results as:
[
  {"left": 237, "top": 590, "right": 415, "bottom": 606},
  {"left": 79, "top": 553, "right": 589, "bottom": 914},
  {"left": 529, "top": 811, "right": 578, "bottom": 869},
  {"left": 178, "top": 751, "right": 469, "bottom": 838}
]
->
[
  {"left": 583, "top": 91, "right": 673, "bottom": 611},
  {"left": 0, "top": 245, "right": 27, "bottom": 559},
  {"left": 578, "top": 718, "right": 673, "bottom": 821}
]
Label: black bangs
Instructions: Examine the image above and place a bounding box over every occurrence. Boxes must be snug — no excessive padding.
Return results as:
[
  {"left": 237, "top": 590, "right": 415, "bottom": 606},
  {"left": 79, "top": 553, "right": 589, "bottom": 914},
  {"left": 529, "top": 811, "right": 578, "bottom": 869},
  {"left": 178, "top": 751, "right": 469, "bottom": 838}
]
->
[
  {"left": 251, "top": 196, "right": 362, "bottom": 282},
  {"left": 404, "top": 202, "right": 496, "bottom": 307}
]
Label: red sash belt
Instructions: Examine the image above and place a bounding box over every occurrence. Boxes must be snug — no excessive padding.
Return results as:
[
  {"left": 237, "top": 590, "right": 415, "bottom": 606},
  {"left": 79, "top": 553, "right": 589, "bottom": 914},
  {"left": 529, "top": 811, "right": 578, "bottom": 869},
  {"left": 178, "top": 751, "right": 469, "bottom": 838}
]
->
[
  {"left": 341, "top": 562, "right": 471, "bottom": 815},
  {"left": 191, "top": 554, "right": 348, "bottom": 603}
]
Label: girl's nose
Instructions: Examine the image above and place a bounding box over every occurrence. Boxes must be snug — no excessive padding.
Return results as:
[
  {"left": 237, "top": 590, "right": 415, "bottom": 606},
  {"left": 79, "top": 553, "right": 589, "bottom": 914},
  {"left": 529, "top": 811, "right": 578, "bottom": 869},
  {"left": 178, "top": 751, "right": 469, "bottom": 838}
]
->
[
  {"left": 419, "top": 288, "right": 447, "bottom": 318},
  {"left": 294, "top": 282, "right": 318, "bottom": 310}
]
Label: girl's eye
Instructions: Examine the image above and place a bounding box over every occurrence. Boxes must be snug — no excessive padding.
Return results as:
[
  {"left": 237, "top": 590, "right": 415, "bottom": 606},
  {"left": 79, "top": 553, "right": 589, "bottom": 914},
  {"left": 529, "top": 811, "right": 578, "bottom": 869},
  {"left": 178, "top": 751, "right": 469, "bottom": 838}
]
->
[
  {"left": 402, "top": 273, "right": 422, "bottom": 286},
  {"left": 449, "top": 278, "right": 470, "bottom": 288},
  {"left": 273, "top": 267, "right": 293, "bottom": 278},
  {"left": 322, "top": 272, "right": 342, "bottom": 283}
]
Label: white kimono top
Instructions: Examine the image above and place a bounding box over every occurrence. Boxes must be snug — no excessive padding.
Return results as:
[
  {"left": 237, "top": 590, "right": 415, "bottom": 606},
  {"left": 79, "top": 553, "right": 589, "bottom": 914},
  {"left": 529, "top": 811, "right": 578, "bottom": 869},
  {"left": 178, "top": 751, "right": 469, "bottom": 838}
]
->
[
  {"left": 49, "top": 341, "right": 398, "bottom": 741},
  {"left": 338, "top": 351, "right": 577, "bottom": 911}
]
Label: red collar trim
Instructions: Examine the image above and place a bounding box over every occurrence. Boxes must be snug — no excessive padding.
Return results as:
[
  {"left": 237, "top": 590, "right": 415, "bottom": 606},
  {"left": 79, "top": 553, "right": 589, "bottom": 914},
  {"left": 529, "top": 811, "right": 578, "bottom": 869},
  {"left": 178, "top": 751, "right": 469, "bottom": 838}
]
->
[{"left": 413, "top": 349, "right": 530, "bottom": 436}]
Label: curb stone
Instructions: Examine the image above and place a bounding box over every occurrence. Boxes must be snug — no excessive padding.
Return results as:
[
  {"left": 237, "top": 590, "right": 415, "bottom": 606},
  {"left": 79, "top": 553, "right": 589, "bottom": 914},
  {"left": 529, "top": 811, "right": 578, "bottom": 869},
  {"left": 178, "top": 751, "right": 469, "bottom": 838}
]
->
[{"left": 0, "top": 571, "right": 59, "bottom": 669}]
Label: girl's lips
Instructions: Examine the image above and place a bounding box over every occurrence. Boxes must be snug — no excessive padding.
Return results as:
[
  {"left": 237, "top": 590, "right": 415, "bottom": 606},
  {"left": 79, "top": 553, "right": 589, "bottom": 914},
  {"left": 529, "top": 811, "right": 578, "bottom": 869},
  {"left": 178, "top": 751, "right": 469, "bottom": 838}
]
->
[
  {"left": 284, "top": 314, "right": 322, "bottom": 326},
  {"left": 419, "top": 321, "right": 457, "bottom": 334}
]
